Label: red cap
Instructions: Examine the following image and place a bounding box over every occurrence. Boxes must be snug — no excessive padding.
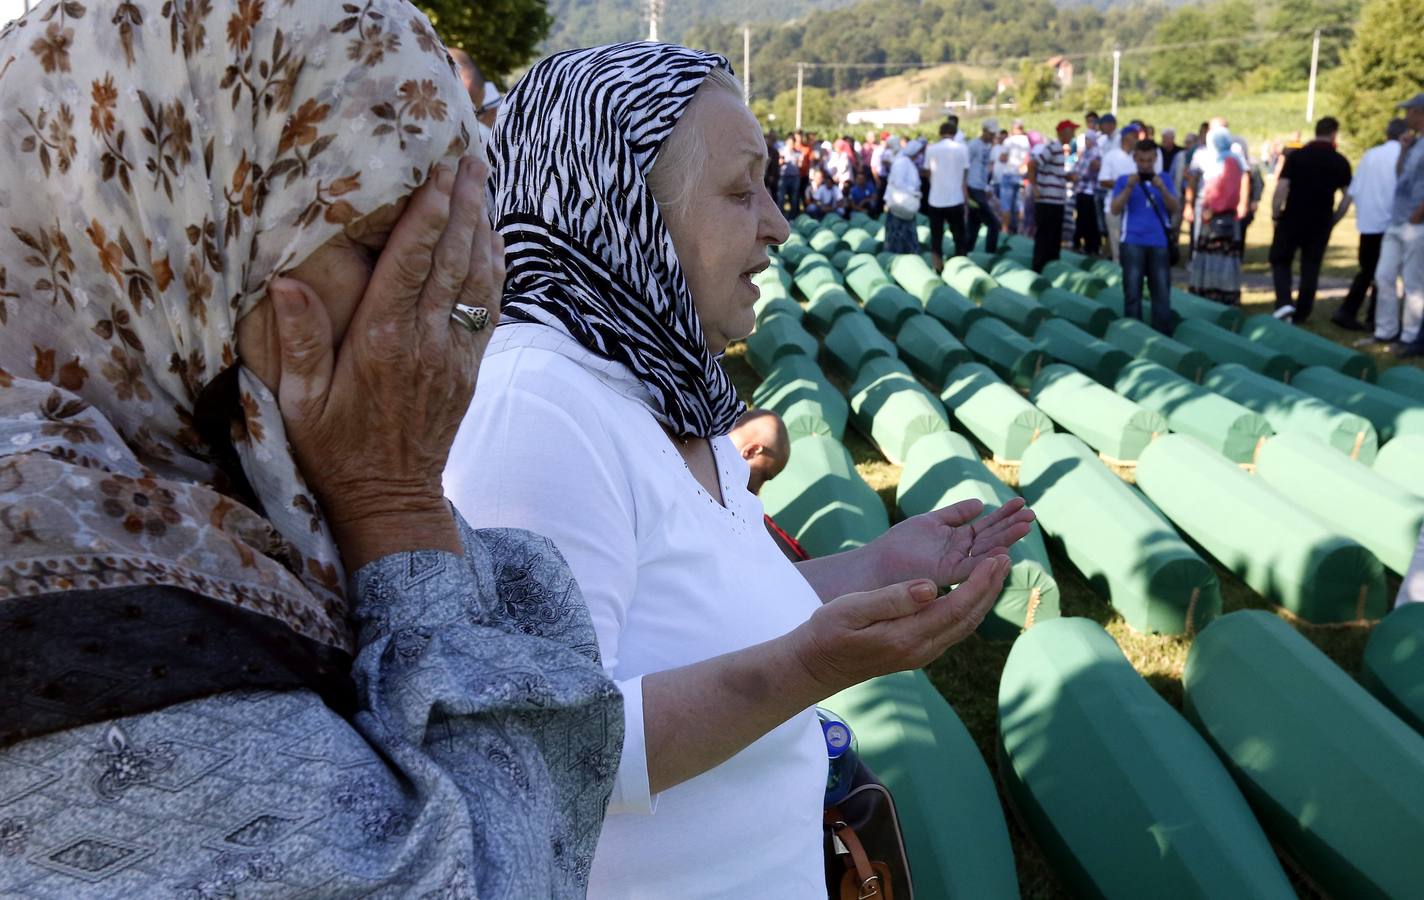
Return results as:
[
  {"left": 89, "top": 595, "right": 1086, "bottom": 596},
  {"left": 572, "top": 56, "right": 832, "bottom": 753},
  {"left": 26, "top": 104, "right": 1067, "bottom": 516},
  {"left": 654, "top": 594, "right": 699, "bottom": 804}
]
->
[{"left": 1056, "top": 119, "right": 1080, "bottom": 132}]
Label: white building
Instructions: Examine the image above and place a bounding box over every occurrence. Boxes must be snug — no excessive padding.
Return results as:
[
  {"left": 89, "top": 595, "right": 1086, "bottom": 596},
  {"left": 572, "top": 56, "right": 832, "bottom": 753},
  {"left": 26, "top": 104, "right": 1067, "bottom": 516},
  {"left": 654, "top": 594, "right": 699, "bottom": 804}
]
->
[{"left": 845, "top": 106, "right": 927, "bottom": 128}]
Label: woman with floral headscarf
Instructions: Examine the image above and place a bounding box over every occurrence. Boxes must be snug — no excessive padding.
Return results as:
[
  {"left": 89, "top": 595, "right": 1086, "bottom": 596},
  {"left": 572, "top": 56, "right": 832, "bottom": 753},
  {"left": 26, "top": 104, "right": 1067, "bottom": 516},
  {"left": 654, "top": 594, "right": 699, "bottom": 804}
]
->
[
  {"left": 445, "top": 44, "right": 1031, "bottom": 897},
  {"left": 0, "top": 2, "right": 620, "bottom": 896},
  {"left": 1187, "top": 126, "right": 1252, "bottom": 305}
]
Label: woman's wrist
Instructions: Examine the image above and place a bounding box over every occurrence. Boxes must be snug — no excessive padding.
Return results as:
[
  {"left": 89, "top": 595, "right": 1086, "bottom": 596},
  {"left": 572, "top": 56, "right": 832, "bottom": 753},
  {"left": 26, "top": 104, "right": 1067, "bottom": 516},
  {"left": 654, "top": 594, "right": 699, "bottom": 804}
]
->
[{"left": 330, "top": 498, "right": 462, "bottom": 570}]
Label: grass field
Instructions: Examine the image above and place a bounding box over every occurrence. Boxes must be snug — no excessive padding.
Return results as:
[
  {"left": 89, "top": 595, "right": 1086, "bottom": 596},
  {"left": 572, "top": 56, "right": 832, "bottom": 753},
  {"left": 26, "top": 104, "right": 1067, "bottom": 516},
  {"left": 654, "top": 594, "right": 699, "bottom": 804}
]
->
[{"left": 725, "top": 212, "right": 1421, "bottom": 897}]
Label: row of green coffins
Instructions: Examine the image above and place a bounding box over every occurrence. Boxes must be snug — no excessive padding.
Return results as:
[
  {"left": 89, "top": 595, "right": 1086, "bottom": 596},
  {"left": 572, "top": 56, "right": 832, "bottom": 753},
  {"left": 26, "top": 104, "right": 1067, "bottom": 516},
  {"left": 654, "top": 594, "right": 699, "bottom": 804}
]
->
[{"left": 1000, "top": 610, "right": 1424, "bottom": 900}]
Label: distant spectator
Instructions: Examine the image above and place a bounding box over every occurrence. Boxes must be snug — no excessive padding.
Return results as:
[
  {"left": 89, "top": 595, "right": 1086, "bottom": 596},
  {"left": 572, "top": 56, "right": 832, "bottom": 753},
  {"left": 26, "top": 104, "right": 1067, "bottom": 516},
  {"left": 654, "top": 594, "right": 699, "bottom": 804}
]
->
[
  {"left": 779, "top": 136, "right": 805, "bottom": 217},
  {"left": 1334, "top": 119, "right": 1406, "bottom": 332},
  {"left": 1111, "top": 139, "right": 1179, "bottom": 333},
  {"left": 448, "top": 47, "right": 484, "bottom": 110},
  {"left": 1099, "top": 124, "right": 1143, "bottom": 261},
  {"left": 884, "top": 138, "right": 924, "bottom": 254},
  {"left": 1028, "top": 119, "right": 1075, "bottom": 271},
  {"left": 804, "top": 168, "right": 845, "bottom": 220},
  {"left": 1269, "top": 116, "right": 1352, "bottom": 323},
  {"left": 1188, "top": 126, "right": 1252, "bottom": 306},
  {"left": 1160, "top": 128, "right": 1181, "bottom": 175},
  {"left": 927, "top": 119, "right": 971, "bottom": 270},
  {"left": 478, "top": 82, "right": 501, "bottom": 135},
  {"left": 998, "top": 120, "right": 1032, "bottom": 233},
  {"left": 828, "top": 138, "right": 856, "bottom": 190},
  {"left": 967, "top": 119, "right": 1002, "bottom": 254},
  {"left": 1071, "top": 117, "right": 1103, "bottom": 256},
  {"left": 848, "top": 169, "right": 880, "bottom": 216},
  {"left": 1373, "top": 94, "right": 1424, "bottom": 356}
]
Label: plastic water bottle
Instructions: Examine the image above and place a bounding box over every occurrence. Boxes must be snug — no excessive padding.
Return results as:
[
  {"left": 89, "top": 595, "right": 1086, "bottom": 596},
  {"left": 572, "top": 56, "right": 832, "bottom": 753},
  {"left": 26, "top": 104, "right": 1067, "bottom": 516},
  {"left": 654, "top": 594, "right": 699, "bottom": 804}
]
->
[{"left": 818, "top": 707, "right": 859, "bottom": 807}]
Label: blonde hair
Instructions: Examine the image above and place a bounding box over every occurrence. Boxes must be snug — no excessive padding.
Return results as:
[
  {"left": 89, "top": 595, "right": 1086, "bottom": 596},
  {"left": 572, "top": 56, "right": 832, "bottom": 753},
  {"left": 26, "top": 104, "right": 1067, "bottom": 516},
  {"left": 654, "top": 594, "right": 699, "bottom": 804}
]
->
[{"left": 647, "top": 67, "right": 746, "bottom": 218}]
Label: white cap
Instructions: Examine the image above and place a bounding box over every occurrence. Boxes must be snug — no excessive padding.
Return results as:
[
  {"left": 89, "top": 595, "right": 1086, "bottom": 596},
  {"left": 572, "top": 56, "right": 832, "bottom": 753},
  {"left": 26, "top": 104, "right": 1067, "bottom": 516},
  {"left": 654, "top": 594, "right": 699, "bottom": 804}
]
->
[
  {"left": 983, "top": 118, "right": 999, "bottom": 133},
  {"left": 481, "top": 82, "right": 503, "bottom": 111}
]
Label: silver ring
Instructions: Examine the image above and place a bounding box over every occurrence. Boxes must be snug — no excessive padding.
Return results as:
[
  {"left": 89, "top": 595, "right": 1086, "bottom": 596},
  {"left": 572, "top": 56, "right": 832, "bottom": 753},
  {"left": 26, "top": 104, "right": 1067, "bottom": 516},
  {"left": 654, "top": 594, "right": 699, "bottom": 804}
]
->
[{"left": 450, "top": 304, "right": 490, "bottom": 333}]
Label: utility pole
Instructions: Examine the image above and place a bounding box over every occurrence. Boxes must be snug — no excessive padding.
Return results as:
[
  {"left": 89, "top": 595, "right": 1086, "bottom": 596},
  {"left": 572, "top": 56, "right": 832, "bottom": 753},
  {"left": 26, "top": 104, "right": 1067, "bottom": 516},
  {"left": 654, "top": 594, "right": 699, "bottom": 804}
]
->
[
  {"left": 646, "top": 0, "right": 663, "bottom": 42},
  {"left": 795, "top": 63, "right": 804, "bottom": 131},
  {"left": 1111, "top": 46, "right": 1121, "bottom": 117},
  {"left": 742, "top": 25, "right": 751, "bottom": 106},
  {"left": 1306, "top": 28, "right": 1321, "bottom": 122}
]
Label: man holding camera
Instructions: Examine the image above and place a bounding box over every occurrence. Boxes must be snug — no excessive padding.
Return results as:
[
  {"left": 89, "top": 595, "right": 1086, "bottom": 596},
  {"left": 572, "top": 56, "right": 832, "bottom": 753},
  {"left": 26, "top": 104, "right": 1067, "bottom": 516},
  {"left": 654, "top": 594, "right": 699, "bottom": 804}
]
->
[{"left": 1111, "top": 138, "right": 1180, "bottom": 334}]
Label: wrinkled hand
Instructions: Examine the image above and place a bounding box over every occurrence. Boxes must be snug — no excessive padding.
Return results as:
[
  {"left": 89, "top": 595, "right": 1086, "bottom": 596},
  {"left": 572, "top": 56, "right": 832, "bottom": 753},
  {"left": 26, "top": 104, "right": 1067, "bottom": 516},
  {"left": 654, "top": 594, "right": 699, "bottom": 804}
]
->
[
  {"left": 867, "top": 497, "right": 1034, "bottom": 588},
  {"left": 269, "top": 156, "right": 503, "bottom": 566},
  {"left": 791, "top": 558, "right": 1012, "bottom": 693}
]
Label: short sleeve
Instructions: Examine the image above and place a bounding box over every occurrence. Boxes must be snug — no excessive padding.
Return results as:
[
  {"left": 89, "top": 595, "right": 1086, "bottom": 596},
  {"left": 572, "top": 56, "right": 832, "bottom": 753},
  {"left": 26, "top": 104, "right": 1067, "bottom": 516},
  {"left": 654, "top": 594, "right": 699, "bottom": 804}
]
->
[{"left": 1281, "top": 152, "right": 1296, "bottom": 181}]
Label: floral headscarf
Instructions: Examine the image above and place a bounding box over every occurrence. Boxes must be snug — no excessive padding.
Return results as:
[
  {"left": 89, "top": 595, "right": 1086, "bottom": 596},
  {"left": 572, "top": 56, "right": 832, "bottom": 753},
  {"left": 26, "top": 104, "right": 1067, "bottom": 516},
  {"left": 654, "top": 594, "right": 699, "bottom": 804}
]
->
[{"left": 0, "top": 0, "right": 475, "bottom": 653}]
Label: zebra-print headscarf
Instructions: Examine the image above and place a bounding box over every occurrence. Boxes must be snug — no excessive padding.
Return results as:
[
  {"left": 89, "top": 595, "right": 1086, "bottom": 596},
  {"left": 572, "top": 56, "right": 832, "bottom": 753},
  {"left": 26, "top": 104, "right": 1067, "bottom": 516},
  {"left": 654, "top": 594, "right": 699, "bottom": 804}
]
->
[{"left": 489, "top": 42, "right": 744, "bottom": 439}]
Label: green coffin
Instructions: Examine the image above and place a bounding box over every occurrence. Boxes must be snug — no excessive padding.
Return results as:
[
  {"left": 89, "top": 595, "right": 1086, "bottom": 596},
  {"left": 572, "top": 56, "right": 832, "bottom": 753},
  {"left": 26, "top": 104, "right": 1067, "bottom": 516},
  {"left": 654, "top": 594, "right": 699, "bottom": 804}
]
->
[
  {"left": 1361, "top": 603, "right": 1424, "bottom": 735},
  {"left": 850, "top": 357, "right": 951, "bottom": 464},
  {"left": 1256, "top": 431, "right": 1424, "bottom": 575},
  {"left": 826, "top": 671, "right": 1019, "bottom": 900},
  {"left": 1034, "top": 318, "right": 1133, "bottom": 386},
  {"left": 1057, "top": 248, "right": 1088, "bottom": 268},
  {"left": 1085, "top": 257, "right": 1123, "bottom": 285},
  {"left": 809, "top": 228, "right": 844, "bottom": 256},
  {"left": 824, "top": 312, "right": 897, "bottom": 378},
  {"left": 1203, "top": 363, "right": 1379, "bottom": 463},
  {"left": 999, "top": 618, "right": 1294, "bottom": 900},
  {"left": 924, "top": 285, "right": 987, "bottom": 338},
  {"left": 745, "top": 315, "right": 818, "bottom": 377},
  {"left": 942, "top": 257, "right": 998, "bottom": 301},
  {"left": 1173, "top": 319, "right": 1297, "bottom": 382},
  {"left": 1379, "top": 365, "right": 1424, "bottom": 404},
  {"left": 803, "top": 285, "right": 861, "bottom": 335},
  {"left": 1000, "top": 248, "right": 1035, "bottom": 270},
  {"left": 1237, "top": 315, "right": 1377, "bottom": 381},
  {"left": 1019, "top": 434, "right": 1220, "bottom": 634},
  {"left": 896, "top": 314, "right": 972, "bottom": 389},
  {"left": 1373, "top": 434, "right": 1424, "bottom": 497},
  {"left": 830, "top": 249, "right": 855, "bottom": 271},
  {"left": 1044, "top": 262, "right": 1107, "bottom": 298},
  {"left": 793, "top": 255, "right": 843, "bottom": 299},
  {"left": 887, "top": 253, "right": 941, "bottom": 299},
  {"left": 844, "top": 255, "right": 893, "bottom": 302},
  {"left": 968, "top": 250, "right": 998, "bottom": 270},
  {"left": 1115, "top": 360, "right": 1273, "bottom": 464},
  {"left": 1038, "top": 287, "right": 1114, "bottom": 336},
  {"left": 754, "top": 295, "right": 802, "bottom": 327},
  {"left": 841, "top": 227, "right": 878, "bottom": 254},
  {"left": 1137, "top": 434, "right": 1387, "bottom": 623},
  {"left": 759, "top": 433, "right": 890, "bottom": 556},
  {"left": 753, "top": 262, "right": 792, "bottom": 293},
  {"left": 1183, "top": 610, "right": 1424, "bottom": 900},
  {"left": 1169, "top": 288, "right": 1244, "bottom": 331},
  {"left": 898, "top": 431, "right": 1059, "bottom": 639},
  {"left": 1091, "top": 285, "right": 1177, "bottom": 327},
  {"left": 826, "top": 217, "right": 851, "bottom": 237},
  {"left": 1292, "top": 365, "right": 1424, "bottom": 443},
  {"left": 1104, "top": 318, "right": 1212, "bottom": 383},
  {"left": 793, "top": 214, "right": 820, "bottom": 235},
  {"left": 864, "top": 284, "right": 924, "bottom": 337},
  {"left": 941, "top": 362, "right": 1054, "bottom": 462},
  {"left": 751, "top": 355, "right": 848, "bottom": 440},
  {"left": 1004, "top": 233, "right": 1033, "bottom": 254},
  {"left": 982, "top": 287, "right": 1051, "bottom": 336},
  {"left": 992, "top": 265, "right": 1051, "bottom": 298},
  {"left": 965, "top": 318, "right": 1050, "bottom": 391},
  {"left": 1030, "top": 364, "right": 1167, "bottom": 462},
  {"left": 778, "top": 239, "right": 811, "bottom": 270}
]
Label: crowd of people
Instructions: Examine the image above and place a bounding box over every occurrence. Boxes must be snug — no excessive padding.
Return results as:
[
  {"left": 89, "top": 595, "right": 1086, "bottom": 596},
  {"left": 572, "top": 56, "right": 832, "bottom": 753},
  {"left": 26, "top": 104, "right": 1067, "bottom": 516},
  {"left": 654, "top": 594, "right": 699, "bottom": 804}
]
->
[{"left": 764, "top": 102, "right": 1424, "bottom": 351}]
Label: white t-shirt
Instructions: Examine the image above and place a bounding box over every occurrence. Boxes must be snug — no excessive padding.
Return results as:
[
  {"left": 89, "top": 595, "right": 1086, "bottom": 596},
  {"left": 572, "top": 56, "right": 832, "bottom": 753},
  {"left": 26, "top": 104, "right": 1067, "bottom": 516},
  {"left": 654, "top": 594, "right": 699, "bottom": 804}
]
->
[
  {"left": 1002, "top": 133, "right": 1031, "bottom": 173},
  {"left": 926, "top": 138, "right": 970, "bottom": 207},
  {"left": 1100, "top": 145, "right": 1163, "bottom": 187},
  {"left": 445, "top": 324, "right": 828, "bottom": 899},
  {"left": 1351, "top": 140, "right": 1402, "bottom": 235}
]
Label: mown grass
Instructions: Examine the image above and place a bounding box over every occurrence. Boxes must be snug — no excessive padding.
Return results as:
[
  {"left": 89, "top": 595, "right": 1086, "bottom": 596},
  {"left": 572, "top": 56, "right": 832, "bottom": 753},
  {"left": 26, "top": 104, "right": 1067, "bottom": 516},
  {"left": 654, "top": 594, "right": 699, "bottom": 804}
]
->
[{"left": 724, "top": 215, "right": 1419, "bottom": 894}]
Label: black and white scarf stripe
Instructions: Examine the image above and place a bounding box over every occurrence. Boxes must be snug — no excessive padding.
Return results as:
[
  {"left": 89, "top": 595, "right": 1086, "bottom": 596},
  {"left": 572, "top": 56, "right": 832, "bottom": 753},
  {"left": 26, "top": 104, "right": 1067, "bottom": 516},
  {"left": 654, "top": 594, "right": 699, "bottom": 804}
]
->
[{"left": 489, "top": 42, "right": 744, "bottom": 439}]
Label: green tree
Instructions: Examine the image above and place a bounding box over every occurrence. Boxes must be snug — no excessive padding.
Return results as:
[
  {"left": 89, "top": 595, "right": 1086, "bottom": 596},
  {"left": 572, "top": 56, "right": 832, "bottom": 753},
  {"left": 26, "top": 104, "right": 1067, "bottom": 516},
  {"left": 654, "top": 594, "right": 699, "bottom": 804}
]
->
[
  {"left": 1015, "top": 61, "right": 1058, "bottom": 112},
  {"left": 767, "top": 86, "right": 845, "bottom": 132},
  {"left": 1145, "top": 0, "right": 1256, "bottom": 100},
  {"left": 1334, "top": 0, "right": 1424, "bottom": 143},
  {"left": 417, "top": 0, "right": 551, "bottom": 82},
  {"left": 1253, "top": 0, "right": 1358, "bottom": 91}
]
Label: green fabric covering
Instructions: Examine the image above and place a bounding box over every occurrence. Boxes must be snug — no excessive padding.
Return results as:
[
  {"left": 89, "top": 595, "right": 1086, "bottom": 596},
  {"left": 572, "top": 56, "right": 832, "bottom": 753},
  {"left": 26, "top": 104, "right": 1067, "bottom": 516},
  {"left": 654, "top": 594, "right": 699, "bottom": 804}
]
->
[
  {"left": 1104, "top": 318, "right": 1212, "bottom": 382},
  {"left": 844, "top": 255, "right": 893, "bottom": 302},
  {"left": 1004, "top": 233, "right": 1033, "bottom": 254},
  {"left": 864, "top": 284, "right": 924, "bottom": 337},
  {"left": 1237, "top": 315, "right": 1378, "bottom": 382},
  {"left": 744, "top": 315, "right": 818, "bottom": 377},
  {"left": 830, "top": 249, "right": 854, "bottom": 271},
  {"left": 826, "top": 671, "right": 1019, "bottom": 900},
  {"left": 888, "top": 254, "right": 988, "bottom": 336},
  {"left": 824, "top": 312, "right": 897, "bottom": 377},
  {"left": 778, "top": 239, "right": 810, "bottom": 270},
  {"left": 1256, "top": 432, "right": 1424, "bottom": 575},
  {"left": 896, "top": 314, "right": 972, "bottom": 389},
  {"left": 1183, "top": 610, "right": 1424, "bottom": 900},
  {"left": 1293, "top": 365, "right": 1424, "bottom": 444},
  {"left": 965, "top": 318, "right": 1050, "bottom": 390},
  {"left": 942, "top": 362, "right": 1054, "bottom": 461},
  {"left": 1203, "top": 363, "right": 1379, "bottom": 464},
  {"left": 803, "top": 285, "right": 861, "bottom": 335},
  {"left": 968, "top": 250, "right": 998, "bottom": 270},
  {"left": 759, "top": 433, "right": 890, "bottom": 556},
  {"left": 887, "top": 252, "right": 941, "bottom": 298},
  {"left": 898, "top": 431, "right": 1060, "bottom": 639},
  {"left": 751, "top": 355, "right": 847, "bottom": 440},
  {"left": 992, "top": 265, "right": 1051, "bottom": 298},
  {"left": 751, "top": 363, "right": 844, "bottom": 440},
  {"left": 1091, "top": 285, "right": 1177, "bottom": 327},
  {"left": 826, "top": 217, "right": 851, "bottom": 237},
  {"left": 1137, "top": 434, "right": 1387, "bottom": 623},
  {"left": 1361, "top": 603, "right": 1424, "bottom": 736},
  {"left": 1057, "top": 248, "right": 1087, "bottom": 268},
  {"left": 1033, "top": 318, "right": 1132, "bottom": 386},
  {"left": 1019, "top": 434, "right": 1220, "bottom": 634},
  {"left": 841, "top": 227, "right": 878, "bottom": 254},
  {"left": 850, "top": 357, "right": 951, "bottom": 464},
  {"left": 848, "top": 211, "right": 876, "bottom": 229},
  {"left": 1169, "top": 288, "right": 1245, "bottom": 331},
  {"left": 1115, "top": 360, "right": 1273, "bottom": 464},
  {"left": 1038, "top": 287, "right": 1113, "bottom": 336},
  {"left": 1373, "top": 434, "right": 1424, "bottom": 497},
  {"left": 809, "top": 228, "right": 844, "bottom": 256},
  {"left": 1043, "top": 261, "right": 1106, "bottom": 298},
  {"left": 753, "top": 295, "right": 802, "bottom": 326},
  {"left": 1001, "top": 248, "right": 1035, "bottom": 270},
  {"left": 982, "top": 287, "right": 1051, "bottom": 336},
  {"left": 1379, "top": 365, "right": 1424, "bottom": 404},
  {"left": 1173, "top": 319, "right": 1297, "bottom": 382},
  {"left": 793, "top": 214, "right": 819, "bottom": 235},
  {"left": 1085, "top": 257, "right": 1122, "bottom": 285},
  {"left": 916, "top": 223, "right": 932, "bottom": 247},
  {"left": 1030, "top": 364, "right": 1167, "bottom": 461},
  {"left": 999, "top": 618, "right": 1294, "bottom": 900},
  {"left": 942, "top": 257, "right": 998, "bottom": 301},
  {"left": 753, "top": 262, "right": 791, "bottom": 292},
  {"left": 793, "top": 256, "right": 844, "bottom": 300}
]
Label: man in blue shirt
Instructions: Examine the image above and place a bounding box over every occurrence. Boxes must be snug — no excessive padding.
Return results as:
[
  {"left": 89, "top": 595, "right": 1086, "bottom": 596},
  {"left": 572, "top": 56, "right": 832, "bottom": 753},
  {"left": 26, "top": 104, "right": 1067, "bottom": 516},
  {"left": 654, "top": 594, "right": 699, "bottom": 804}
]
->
[
  {"left": 1378, "top": 94, "right": 1424, "bottom": 357},
  {"left": 1111, "top": 139, "right": 1180, "bottom": 333},
  {"left": 966, "top": 119, "right": 1001, "bottom": 253}
]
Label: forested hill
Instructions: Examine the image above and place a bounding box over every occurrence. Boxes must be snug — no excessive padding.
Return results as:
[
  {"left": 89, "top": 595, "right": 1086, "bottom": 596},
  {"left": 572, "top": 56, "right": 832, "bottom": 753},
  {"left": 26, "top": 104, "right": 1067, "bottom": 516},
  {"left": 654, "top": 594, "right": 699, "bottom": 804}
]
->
[{"left": 542, "top": 0, "right": 861, "bottom": 53}]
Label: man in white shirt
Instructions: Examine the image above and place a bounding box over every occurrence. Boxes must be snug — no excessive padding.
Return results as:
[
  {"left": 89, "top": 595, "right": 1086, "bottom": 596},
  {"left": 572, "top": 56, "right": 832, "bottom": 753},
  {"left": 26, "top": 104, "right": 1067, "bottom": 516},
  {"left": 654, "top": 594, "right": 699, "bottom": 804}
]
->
[
  {"left": 997, "top": 119, "right": 1032, "bottom": 234},
  {"left": 926, "top": 118, "right": 971, "bottom": 270},
  {"left": 804, "top": 167, "right": 845, "bottom": 220},
  {"left": 1334, "top": 118, "right": 1406, "bottom": 331}
]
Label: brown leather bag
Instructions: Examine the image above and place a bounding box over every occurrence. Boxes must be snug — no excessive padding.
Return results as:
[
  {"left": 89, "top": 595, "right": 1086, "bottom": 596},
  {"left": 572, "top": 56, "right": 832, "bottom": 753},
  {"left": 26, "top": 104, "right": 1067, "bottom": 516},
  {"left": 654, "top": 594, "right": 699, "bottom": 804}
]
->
[{"left": 823, "top": 763, "right": 913, "bottom": 900}]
